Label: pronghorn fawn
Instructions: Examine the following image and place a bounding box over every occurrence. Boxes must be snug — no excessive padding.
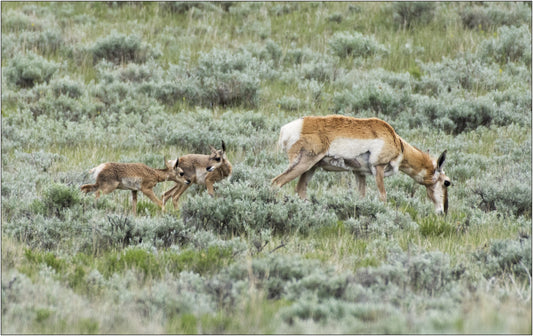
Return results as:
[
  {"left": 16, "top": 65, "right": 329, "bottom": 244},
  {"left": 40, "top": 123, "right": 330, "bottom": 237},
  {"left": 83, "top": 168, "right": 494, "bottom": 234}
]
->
[
  {"left": 80, "top": 157, "right": 191, "bottom": 215},
  {"left": 272, "top": 115, "right": 451, "bottom": 214},
  {"left": 162, "top": 141, "right": 232, "bottom": 209}
]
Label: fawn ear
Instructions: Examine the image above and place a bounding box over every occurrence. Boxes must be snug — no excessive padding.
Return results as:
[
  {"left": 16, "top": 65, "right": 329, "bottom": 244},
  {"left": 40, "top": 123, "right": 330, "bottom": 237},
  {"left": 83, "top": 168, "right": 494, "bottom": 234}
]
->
[
  {"left": 221, "top": 140, "right": 226, "bottom": 152},
  {"left": 174, "top": 157, "right": 179, "bottom": 169}
]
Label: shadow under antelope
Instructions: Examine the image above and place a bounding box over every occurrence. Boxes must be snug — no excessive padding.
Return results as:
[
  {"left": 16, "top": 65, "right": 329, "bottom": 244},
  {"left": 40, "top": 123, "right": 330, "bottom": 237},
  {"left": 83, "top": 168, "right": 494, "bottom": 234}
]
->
[
  {"left": 80, "top": 157, "right": 191, "bottom": 215},
  {"left": 271, "top": 115, "right": 452, "bottom": 214},
  {"left": 162, "top": 141, "right": 232, "bottom": 209}
]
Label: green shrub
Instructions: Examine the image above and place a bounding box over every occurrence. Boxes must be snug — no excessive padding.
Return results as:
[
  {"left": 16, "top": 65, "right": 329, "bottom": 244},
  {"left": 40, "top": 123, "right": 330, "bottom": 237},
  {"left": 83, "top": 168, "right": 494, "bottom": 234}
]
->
[
  {"left": 5, "top": 52, "right": 58, "bottom": 88},
  {"left": 328, "top": 31, "right": 388, "bottom": 58},
  {"left": 41, "top": 183, "right": 81, "bottom": 217}
]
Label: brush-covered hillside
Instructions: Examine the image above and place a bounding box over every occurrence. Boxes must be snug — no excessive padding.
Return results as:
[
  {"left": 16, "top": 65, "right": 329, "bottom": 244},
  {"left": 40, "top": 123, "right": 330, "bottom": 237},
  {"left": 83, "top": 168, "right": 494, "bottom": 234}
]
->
[{"left": 2, "top": 2, "right": 531, "bottom": 333}]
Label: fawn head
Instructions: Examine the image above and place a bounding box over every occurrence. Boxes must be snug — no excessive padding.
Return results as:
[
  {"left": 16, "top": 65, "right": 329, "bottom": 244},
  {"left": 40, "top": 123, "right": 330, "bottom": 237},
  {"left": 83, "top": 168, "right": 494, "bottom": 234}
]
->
[
  {"left": 206, "top": 141, "right": 227, "bottom": 172},
  {"left": 166, "top": 157, "right": 191, "bottom": 185}
]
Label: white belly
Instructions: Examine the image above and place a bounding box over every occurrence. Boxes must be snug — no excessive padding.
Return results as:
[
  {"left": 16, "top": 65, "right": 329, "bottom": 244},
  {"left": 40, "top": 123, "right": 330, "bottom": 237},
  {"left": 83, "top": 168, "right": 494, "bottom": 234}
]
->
[
  {"left": 320, "top": 138, "right": 400, "bottom": 177},
  {"left": 118, "top": 177, "right": 142, "bottom": 190},
  {"left": 327, "top": 138, "right": 384, "bottom": 164},
  {"left": 195, "top": 167, "right": 208, "bottom": 185}
]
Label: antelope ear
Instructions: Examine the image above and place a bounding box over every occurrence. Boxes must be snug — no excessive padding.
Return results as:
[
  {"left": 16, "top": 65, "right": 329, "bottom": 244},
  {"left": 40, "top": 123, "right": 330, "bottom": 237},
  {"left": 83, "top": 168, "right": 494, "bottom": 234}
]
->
[
  {"left": 221, "top": 140, "right": 226, "bottom": 152},
  {"left": 174, "top": 157, "right": 179, "bottom": 169},
  {"left": 209, "top": 145, "right": 216, "bottom": 153},
  {"left": 437, "top": 150, "right": 447, "bottom": 171}
]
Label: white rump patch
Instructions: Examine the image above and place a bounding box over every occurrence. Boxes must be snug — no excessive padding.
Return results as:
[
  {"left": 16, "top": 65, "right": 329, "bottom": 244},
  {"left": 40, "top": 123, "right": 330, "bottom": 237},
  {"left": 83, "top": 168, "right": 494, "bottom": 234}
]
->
[
  {"left": 327, "top": 138, "right": 385, "bottom": 165},
  {"left": 278, "top": 118, "right": 303, "bottom": 152},
  {"left": 89, "top": 163, "right": 108, "bottom": 179}
]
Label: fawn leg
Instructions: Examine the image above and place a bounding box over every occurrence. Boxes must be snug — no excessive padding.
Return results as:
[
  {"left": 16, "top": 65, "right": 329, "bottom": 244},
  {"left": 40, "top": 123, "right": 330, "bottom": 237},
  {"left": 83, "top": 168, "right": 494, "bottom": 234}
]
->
[
  {"left": 171, "top": 183, "right": 190, "bottom": 209},
  {"left": 132, "top": 190, "right": 138, "bottom": 215},
  {"left": 140, "top": 187, "right": 164, "bottom": 211},
  {"left": 162, "top": 184, "right": 179, "bottom": 205}
]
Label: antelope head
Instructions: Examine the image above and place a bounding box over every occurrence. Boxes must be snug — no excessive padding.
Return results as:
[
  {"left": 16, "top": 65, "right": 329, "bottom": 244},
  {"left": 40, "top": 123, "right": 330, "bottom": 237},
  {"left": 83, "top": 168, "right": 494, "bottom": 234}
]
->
[{"left": 425, "top": 150, "right": 452, "bottom": 215}]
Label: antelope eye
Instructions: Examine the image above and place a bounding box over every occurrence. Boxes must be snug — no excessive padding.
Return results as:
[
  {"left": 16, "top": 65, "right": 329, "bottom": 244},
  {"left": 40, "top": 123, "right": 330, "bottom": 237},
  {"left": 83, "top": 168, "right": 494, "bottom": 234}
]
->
[
  {"left": 215, "top": 157, "right": 221, "bottom": 162},
  {"left": 179, "top": 172, "right": 184, "bottom": 176},
  {"left": 444, "top": 180, "right": 451, "bottom": 187}
]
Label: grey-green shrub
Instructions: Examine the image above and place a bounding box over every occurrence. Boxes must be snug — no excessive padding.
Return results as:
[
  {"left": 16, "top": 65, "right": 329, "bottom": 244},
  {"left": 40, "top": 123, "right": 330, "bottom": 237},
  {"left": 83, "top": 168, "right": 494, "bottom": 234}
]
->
[
  {"left": 89, "top": 31, "right": 160, "bottom": 64},
  {"left": 194, "top": 48, "right": 264, "bottom": 107},
  {"left": 5, "top": 52, "right": 58, "bottom": 88},
  {"left": 332, "top": 82, "right": 410, "bottom": 117},
  {"left": 477, "top": 25, "right": 532, "bottom": 66},
  {"left": 391, "top": 2, "right": 436, "bottom": 27},
  {"left": 460, "top": 2, "right": 532, "bottom": 31},
  {"left": 328, "top": 31, "right": 388, "bottom": 58},
  {"left": 50, "top": 76, "right": 84, "bottom": 99},
  {"left": 473, "top": 237, "right": 532, "bottom": 282},
  {"left": 181, "top": 180, "right": 337, "bottom": 236}
]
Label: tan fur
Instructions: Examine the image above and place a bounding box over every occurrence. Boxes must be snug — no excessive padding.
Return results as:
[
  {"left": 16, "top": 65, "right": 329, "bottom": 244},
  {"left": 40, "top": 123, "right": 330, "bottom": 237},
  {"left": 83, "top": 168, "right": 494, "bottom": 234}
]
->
[
  {"left": 80, "top": 158, "right": 190, "bottom": 215},
  {"left": 272, "top": 115, "right": 451, "bottom": 214},
  {"left": 162, "top": 141, "right": 232, "bottom": 209}
]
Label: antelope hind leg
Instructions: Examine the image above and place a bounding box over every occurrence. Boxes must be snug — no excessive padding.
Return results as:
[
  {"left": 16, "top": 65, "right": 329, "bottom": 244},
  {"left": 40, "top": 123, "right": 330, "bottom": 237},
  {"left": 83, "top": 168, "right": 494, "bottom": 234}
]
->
[
  {"left": 272, "top": 150, "right": 326, "bottom": 191},
  {"left": 354, "top": 172, "right": 366, "bottom": 197},
  {"left": 296, "top": 165, "right": 317, "bottom": 200}
]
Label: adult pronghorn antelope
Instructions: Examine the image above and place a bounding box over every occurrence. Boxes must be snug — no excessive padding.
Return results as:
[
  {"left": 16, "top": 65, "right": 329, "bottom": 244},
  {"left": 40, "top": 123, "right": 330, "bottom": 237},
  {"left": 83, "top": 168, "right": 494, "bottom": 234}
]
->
[
  {"left": 271, "top": 115, "right": 451, "bottom": 214},
  {"left": 162, "top": 141, "right": 232, "bottom": 209},
  {"left": 80, "top": 158, "right": 191, "bottom": 215}
]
